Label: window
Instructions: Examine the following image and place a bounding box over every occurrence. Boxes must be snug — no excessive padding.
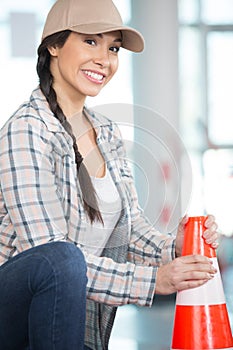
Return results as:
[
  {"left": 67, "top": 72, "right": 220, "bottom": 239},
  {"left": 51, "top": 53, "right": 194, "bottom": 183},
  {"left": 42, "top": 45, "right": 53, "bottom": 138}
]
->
[
  {"left": 0, "top": 0, "right": 54, "bottom": 122},
  {"left": 179, "top": 0, "right": 233, "bottom": 235}
]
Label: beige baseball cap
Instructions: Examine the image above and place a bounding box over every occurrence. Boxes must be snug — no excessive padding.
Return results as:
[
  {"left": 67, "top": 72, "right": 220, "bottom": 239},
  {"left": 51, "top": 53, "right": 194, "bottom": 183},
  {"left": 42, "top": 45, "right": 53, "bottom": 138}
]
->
[{"left": 42, "top": 0, "right": 144, "bottom": 52}]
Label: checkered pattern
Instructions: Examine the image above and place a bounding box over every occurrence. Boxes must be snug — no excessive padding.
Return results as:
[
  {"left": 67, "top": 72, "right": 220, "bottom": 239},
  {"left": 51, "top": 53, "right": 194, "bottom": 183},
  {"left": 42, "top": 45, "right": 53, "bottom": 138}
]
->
[{"left": 0, "top": 87, "right": 176, "bottom": 349}]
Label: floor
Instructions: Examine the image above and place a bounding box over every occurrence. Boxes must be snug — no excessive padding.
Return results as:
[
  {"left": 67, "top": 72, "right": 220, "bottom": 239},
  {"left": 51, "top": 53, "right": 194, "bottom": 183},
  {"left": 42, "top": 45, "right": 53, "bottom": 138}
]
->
[
  {"left": 109, "top": 267, "right": 233, "bottom": 350},
  {"left": 109, "top": 295, "right": 176, "bottom": 350}
]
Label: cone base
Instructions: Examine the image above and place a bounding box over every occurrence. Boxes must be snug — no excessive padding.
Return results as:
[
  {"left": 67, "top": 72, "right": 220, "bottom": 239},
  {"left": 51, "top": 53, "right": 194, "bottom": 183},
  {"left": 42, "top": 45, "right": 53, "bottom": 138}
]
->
[{"left": 171, "top": 304, "right": 233, "bottom": 349}]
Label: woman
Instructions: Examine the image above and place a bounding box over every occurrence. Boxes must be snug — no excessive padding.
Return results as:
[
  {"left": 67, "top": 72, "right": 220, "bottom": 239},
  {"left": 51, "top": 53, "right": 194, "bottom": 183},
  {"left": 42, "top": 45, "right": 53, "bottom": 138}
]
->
[{"left": 0, "top": 0, "right": 219, "bottom": 349}]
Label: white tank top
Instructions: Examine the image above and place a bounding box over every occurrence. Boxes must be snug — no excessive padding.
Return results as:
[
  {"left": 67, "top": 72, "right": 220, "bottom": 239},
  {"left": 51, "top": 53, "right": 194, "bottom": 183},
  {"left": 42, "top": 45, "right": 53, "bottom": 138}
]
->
[{"left": 78, "top": 167, "right": 122, "bottom": 256}]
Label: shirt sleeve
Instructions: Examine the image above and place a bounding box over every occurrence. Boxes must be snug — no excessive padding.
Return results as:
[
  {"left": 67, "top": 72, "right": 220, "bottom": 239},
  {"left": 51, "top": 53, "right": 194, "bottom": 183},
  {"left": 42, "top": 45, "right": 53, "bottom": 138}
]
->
[
  {"left": 127, "top": 180, "right": 176, "bottom": 267},
  {"left": 84, "top": 250, "right": 157, "bottom": 307},
  {"left": 0, "top": 117, "right": 68, "bottom": 252},
  {"left": 112, "top": 123, "right": 176, "bottom": 267}
]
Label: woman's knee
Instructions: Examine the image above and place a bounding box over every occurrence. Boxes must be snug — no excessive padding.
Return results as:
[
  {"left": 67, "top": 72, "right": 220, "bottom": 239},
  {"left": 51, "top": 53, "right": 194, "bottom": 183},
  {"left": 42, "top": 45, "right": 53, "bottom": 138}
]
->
[
  {"left": 45, "top": 241, "right": 86, "bottom": 267},
  {"left": 51, "top": 242, "right": 87, "bottom": 281},
  {"left": 28, "top": 242, "right": 87, "bottom": 290}
]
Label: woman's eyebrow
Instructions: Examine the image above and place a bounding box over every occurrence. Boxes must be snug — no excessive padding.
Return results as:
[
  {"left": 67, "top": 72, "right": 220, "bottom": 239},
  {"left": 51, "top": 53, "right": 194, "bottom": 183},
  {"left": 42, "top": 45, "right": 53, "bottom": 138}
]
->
[{"left": 96, "top": 33, "right": 122, "bottom": 43}]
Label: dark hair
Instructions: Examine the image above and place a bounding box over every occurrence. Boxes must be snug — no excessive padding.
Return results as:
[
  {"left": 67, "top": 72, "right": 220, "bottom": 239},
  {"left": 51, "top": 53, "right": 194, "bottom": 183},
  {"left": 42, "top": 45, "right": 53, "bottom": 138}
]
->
[{"left": 37, "top": 30, "right": 102, "bottom": 224}]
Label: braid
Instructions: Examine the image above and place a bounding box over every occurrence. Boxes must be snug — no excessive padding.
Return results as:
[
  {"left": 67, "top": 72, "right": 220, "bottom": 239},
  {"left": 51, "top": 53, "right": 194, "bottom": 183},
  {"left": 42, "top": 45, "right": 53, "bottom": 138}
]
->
[{"left": 37, "top": 31, "right": 103, "bottom": 223}]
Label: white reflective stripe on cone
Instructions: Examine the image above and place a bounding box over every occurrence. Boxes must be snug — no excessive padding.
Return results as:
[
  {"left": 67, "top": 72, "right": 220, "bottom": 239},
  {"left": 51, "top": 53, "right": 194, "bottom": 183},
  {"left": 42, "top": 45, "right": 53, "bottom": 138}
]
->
[{"left": 176, "top": 258, "right": 226, "bottom": 306}]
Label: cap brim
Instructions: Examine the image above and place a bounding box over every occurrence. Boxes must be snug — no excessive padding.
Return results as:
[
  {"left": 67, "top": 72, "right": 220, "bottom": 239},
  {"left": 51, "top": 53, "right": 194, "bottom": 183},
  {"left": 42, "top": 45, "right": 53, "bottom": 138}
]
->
[{"left": 68, "top": 23, "right": 145, "bottom": 52}]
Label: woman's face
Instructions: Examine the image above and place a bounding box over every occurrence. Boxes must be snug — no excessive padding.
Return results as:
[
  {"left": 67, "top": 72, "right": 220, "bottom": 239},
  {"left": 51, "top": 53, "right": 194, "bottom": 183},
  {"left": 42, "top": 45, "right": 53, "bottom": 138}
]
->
[{"left": 49, "top": 31, "right": 122, "bottom": 100}]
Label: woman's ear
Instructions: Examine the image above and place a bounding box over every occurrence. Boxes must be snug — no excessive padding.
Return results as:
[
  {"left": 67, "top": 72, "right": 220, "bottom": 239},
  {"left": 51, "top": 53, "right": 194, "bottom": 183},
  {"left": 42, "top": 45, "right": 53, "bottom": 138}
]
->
[{"left": 47, "top": 45, "right": 58, "bottom": 57}]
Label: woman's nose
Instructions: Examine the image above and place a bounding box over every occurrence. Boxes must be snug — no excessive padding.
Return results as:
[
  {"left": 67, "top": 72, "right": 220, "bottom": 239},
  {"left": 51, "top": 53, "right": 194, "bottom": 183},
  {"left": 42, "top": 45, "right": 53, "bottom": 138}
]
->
[{"left": 93, "top": 49, "right": 110, "bottom": 67}]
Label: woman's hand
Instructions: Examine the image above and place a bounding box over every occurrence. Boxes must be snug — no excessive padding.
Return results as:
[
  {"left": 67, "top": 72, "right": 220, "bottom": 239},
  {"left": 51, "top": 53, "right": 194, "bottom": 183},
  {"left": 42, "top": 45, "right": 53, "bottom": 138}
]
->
[
  {"left": 155, "top": 254, "right": 217, "bottom": 295},
  {"left": 175, "top": 214, "right": 219, "bottom": 257}
]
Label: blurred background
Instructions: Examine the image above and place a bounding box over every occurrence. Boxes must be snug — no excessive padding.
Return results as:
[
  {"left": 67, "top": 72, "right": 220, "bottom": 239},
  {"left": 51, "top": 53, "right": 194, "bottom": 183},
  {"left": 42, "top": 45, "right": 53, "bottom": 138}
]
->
[{"left": 0, "top": 0, "right": 233, "bottom": 349}]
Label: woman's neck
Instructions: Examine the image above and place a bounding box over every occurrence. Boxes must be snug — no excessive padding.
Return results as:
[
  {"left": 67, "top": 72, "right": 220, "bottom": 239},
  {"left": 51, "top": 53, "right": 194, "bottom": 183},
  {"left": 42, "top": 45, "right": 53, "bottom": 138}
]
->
[{"left": 53, "top": 83, "right": 86, "bottom": 119}]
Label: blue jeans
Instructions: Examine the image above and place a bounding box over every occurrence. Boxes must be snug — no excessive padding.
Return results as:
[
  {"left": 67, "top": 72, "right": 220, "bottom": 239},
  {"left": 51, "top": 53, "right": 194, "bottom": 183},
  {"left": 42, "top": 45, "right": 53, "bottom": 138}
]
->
[{"left": 0, "top": 242, "right": 87, "bottom": 350}]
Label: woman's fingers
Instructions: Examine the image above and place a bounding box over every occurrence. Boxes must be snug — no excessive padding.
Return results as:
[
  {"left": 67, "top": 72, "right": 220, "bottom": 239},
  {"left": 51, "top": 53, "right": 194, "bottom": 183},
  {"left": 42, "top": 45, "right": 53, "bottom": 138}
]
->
[
  {"left": 204, "top": 214, "right": 219, "bottom": 247},
  {"left": 155, "top": 255, "right": 217, "bottom": 295},
  {"left": 173, "top": 255, "right": 217, "bottom": 277},
  {"left": 176, "top": 278, "right": 210, "bottom": 291}
]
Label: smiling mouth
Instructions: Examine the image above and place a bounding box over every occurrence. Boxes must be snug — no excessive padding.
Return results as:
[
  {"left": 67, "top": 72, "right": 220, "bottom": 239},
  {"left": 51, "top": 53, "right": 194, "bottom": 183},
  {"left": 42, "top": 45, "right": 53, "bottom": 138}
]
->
[{"left": 83, "top": 70, "right": 105, "bottom": 83}]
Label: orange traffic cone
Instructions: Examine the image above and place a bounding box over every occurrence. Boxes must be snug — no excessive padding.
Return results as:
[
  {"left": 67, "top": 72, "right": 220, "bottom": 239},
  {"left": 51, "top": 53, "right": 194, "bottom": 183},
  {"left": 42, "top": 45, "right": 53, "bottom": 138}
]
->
[{"left": 171, "top": 216, "right": 233, "bottom": 350}]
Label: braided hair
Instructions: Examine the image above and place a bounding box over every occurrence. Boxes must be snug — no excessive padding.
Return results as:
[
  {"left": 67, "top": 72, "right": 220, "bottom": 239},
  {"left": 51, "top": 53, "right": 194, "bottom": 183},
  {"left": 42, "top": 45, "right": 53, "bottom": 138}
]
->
[{"left": 37, "top": 30, "right": 102, "bottom": 224}]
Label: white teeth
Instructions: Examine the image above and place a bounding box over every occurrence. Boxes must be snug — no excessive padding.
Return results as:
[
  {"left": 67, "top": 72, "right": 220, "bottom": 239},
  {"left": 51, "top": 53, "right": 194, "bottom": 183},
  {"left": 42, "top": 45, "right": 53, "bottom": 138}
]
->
[{"left": 84, "top": 70, "right": 104, "bottom": 81}]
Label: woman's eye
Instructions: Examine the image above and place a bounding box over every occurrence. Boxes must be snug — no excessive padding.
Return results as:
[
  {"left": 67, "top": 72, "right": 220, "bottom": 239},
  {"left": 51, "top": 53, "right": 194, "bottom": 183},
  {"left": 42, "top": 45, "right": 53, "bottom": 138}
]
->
[
  {"left": 110, "top": 46, "right": 120, "bottom": 53},
  {"left": 85, "top": 39, "right": 96, "bottom": 46}
]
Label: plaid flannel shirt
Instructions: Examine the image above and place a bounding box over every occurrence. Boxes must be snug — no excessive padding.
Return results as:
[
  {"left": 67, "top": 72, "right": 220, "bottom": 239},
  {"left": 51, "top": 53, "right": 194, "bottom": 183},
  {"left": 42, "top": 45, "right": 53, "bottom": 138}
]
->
[{"left": 0, "top": 87, "right": 176, "bottom": 349}]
